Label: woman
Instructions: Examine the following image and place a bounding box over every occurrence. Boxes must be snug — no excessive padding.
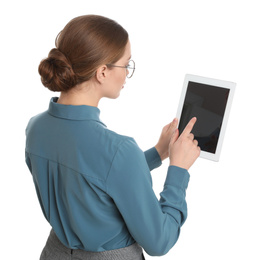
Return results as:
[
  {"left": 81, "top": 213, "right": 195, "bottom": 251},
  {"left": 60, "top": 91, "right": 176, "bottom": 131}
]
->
[{"left": 25, "top": 15, "right": 200, "bottom": 260}]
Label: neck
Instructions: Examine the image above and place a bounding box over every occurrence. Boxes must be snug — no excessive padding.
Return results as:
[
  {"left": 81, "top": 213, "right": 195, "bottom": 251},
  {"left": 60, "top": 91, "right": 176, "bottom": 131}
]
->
[{"left": 57, "top": 81, "right": 102, "bottom": 107}]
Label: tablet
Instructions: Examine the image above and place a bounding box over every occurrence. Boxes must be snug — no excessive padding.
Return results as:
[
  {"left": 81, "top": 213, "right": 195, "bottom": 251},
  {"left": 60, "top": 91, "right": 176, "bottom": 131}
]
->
[{"left": 176, "top": 74, "right": 236, "bottom": 161}]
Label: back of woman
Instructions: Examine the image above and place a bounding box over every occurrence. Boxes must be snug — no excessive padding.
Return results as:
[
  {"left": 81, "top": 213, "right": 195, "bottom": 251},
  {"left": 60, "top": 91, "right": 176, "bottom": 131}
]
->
[{"left": 25, "top": 14, "right": 200, "bottom": 260}]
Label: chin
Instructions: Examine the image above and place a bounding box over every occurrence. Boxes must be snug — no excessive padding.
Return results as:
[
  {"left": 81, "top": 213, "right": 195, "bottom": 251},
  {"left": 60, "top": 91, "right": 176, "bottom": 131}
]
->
[
  {"left": 114, "top": 93, "right": 121, "bottom": 99},
  {"left": 106, "top": 92, "right": 121, "bottom": 99}
]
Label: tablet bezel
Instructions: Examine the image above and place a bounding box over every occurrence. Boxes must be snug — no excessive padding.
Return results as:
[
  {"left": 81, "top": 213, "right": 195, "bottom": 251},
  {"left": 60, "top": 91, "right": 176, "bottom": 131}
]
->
[{"left": 176, "top": 74, "right": 236, "bottom": 161}]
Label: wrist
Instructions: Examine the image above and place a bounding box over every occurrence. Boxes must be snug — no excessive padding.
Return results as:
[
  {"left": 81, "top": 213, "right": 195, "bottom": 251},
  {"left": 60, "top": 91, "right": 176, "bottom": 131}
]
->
[
  {"left": 155, "top": 144, "right": 166, "bottom": 161},
  {"left": 169, "top": 160, "right": 189, "bottom": 170},
  {"left": 155, "top": 145, "right": 162, "bottom": 160}
]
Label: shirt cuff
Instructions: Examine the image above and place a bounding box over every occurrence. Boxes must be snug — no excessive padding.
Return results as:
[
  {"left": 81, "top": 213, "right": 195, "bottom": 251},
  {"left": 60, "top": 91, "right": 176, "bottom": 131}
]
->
[
  {"left": 165, "top": 166, "right": 190, "bottom": 190},
  {"left": 144, "top": 147, "right": 162, "bottom": 171}
]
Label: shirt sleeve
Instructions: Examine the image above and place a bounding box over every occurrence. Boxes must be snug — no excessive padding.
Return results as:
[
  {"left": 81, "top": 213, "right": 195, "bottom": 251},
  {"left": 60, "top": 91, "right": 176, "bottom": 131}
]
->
[
  {"left": 106, "top": 137, "right": 190, "bottom": 256},
  {"left": 144, "top": 147, "right": 162, "bottom": 171}
]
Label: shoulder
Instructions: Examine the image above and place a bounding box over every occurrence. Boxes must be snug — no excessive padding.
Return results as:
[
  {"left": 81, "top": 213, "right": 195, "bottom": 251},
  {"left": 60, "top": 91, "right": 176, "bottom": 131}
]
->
[
  {"left": 25, "top": 111, "right": 49, "bottom": 134},
  {"left": 107, "top": 133, "right": 146, "bottom": 172},
  {"left": 95, "top": 126, "right": 145, "bottom": 169},
  {"left": 105, "top": 134, "right": 152, "bottom": 195},
  {"left": 105, "top": 128, "right": 141, "bottom": 155},
  {"left": 95, "top": 124, "right": 138, "bottom": 150}
]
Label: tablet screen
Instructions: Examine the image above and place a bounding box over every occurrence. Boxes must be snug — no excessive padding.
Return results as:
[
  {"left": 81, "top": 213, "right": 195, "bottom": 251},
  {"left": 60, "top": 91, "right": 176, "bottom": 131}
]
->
[{"left": 178, "top": 81, "right": 230, "bottom": 154}]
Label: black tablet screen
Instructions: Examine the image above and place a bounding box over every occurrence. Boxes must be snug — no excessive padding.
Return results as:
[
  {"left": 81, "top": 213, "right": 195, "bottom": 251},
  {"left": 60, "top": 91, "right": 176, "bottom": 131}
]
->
[{"left": 178, "top": 81, "right": 230, "bottom": 154}]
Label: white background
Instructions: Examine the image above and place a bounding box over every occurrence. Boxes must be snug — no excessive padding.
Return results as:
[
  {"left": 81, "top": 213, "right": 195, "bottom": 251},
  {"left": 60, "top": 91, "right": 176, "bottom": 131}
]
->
[{"left": 1, "top": 0, "right": 260, "bottom": 259}]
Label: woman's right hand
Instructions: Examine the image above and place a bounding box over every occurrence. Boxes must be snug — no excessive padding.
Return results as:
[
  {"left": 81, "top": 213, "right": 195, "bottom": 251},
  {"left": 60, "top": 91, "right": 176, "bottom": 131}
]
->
[{"left": 169, "top": 117, "right": 200, "bottom": 170}]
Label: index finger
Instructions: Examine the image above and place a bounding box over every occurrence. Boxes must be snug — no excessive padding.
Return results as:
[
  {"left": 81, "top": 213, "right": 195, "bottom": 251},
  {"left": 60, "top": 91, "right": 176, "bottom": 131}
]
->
[{"left": 180, "top": 117, "right": 197, "bottom": 137}]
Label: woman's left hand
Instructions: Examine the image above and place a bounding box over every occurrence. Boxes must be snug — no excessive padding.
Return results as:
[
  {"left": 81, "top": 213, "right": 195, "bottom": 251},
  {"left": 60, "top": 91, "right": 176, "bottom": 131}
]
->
[{"left": 155, "top": 118, "right": 178, "bottom": 161}]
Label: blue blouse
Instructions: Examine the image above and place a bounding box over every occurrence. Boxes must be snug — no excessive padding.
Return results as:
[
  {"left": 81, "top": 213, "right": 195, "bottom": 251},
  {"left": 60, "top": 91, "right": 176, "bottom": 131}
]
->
[{"left": 25, "top": 97, "right": 190, "bottom": 256}]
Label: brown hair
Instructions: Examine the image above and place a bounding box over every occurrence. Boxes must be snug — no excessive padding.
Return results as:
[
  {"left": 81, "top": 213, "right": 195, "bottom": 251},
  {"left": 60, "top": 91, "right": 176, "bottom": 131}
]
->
[{"left": 38, "top": 15, "right": 129, "bottom": 92}]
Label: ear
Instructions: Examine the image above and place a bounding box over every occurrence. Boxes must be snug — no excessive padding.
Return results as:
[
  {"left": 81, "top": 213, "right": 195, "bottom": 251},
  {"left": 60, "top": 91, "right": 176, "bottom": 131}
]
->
[{"left": 95, "top": 65, "right": 109, "bottom": 84}]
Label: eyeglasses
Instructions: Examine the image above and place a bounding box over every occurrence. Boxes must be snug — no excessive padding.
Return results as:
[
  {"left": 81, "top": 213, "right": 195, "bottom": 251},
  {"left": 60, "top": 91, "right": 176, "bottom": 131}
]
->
[{"left": 106, "top": 60, "right": 135, "bottom": 78}]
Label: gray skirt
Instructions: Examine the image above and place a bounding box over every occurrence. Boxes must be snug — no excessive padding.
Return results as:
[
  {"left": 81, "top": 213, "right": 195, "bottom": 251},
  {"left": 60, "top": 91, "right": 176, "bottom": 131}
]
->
[{"left": 40, "top": 229, "right": 145, "bottom": 260}]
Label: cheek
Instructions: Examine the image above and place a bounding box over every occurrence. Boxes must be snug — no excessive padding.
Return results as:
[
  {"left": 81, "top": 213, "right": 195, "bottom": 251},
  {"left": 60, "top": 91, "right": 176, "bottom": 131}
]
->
[{"left": 114, "top": 73, "right": 126, "bottom": 86}]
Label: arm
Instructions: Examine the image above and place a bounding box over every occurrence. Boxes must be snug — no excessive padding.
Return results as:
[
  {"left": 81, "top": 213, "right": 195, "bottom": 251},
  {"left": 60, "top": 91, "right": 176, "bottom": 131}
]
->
[
  {"left": 106, "top": 137, "right": 189, "bottom": 256},
  {"left": 144, "top": 147, "right": 162, "bottom": 171}
]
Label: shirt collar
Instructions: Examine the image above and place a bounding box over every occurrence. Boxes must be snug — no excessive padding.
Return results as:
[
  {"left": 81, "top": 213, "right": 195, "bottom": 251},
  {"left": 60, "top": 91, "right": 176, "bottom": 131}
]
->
[{"left": 48, "top": 97, "right": 107, "bottom": 127}]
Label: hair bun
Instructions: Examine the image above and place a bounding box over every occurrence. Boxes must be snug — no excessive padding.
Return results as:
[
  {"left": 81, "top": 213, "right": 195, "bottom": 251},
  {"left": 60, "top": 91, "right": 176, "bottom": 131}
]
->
[{"left": 38, "top": 48, "right": 77, "bottom": 92}]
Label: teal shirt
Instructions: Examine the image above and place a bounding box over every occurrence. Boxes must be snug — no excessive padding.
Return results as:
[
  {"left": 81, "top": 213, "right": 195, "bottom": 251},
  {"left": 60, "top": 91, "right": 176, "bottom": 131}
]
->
[{"left": 25, "top": 97, "right": 190, "bottom": 256}]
